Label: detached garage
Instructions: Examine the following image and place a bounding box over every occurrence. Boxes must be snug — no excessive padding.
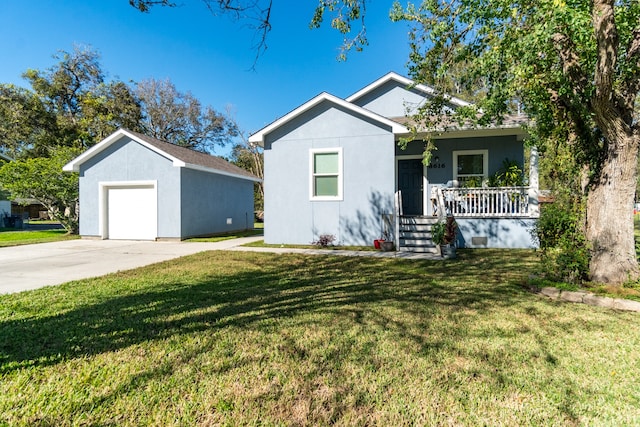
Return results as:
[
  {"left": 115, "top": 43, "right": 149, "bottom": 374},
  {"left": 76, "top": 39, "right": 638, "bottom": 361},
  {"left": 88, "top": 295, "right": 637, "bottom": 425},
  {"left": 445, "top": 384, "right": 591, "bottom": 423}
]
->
[{"left": 64, "top": 128, "right": 260, "bottom": 240}]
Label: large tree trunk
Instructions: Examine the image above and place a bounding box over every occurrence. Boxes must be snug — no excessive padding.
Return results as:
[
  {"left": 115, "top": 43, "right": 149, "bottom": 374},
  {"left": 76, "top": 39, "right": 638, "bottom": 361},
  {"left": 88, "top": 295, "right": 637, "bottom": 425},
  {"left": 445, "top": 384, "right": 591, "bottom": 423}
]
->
[{"left": 585, "top": 131, "right": 640, "bottom": 284}]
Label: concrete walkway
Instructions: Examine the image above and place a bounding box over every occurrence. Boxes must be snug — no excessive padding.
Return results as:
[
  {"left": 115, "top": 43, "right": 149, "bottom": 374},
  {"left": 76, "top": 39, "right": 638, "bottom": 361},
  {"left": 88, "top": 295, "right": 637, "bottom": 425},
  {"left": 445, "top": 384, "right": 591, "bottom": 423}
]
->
[
  {"left": 0, "top": 237, "right": 441, "bottom": 294},
  {"left": 230, "top": 245, "right": 442, "bottom": 260}
]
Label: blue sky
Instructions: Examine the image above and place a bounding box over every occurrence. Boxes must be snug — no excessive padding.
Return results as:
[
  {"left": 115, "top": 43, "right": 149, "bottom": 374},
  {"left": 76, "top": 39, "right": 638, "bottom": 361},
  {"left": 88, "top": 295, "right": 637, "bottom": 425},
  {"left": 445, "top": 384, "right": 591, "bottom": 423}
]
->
[{"left": 0, "top": 1, "right": 411, "bottom": 154}]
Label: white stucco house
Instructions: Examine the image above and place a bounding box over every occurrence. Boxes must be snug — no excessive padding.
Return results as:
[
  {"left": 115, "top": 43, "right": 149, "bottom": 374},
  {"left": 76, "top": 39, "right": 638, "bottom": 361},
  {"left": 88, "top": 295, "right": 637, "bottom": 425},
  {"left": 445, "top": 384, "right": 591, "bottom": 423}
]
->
[
  {"left": 249, "top": 72, "right": 539, "bottom": 251},
  {"left": 64, "top": 128, "right": 260, "bottom": 240}
]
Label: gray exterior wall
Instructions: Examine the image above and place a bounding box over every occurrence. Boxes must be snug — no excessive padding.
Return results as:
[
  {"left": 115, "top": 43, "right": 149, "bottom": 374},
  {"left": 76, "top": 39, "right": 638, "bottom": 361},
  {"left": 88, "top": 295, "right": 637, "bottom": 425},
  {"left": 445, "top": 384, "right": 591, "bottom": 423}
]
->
[
  {"left": 78, "top": 137, "right": 182, "bottom": 238},
  {"left": 396, "top": 136, "right": 536, "bottom": 249},
  {"left": 456, "top": 218, "right": 537, "bottom": 249},
  {"left": 397, "top": 135, "right": 524, "bottom": 183},
  {"left": 264, "top": 101, "right": 395, "bottom": 246},
  {"left": 180, "top": 168, "right": 254, "bottom": 238},
  {"left": 79, "top": 137, "right": 255, "bottom": 239},
  {"left": 351, "top": 80, "right": 428, "bottom": 117},
  {"left": 397, "top": 135, "right": 525, "bottom": 215}
]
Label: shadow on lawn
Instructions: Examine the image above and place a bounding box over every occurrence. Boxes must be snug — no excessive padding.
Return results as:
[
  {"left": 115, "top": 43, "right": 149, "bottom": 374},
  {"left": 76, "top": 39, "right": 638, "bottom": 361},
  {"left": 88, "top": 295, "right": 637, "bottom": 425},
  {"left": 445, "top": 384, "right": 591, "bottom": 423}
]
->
[
  {"left": 1, "top": 251, "right": 595, "bottom": 423},
  {"left": 0, "top": 251, "right": 537, "bottom": 372}
]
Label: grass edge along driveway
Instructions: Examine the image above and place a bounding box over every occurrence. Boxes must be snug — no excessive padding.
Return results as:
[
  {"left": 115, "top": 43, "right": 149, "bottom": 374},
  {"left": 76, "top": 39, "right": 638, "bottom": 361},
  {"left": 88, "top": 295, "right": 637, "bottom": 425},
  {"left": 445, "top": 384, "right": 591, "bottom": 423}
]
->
[
  {"left": 0, "top": 229, "right": 78, "bottom": 247},
  {"left": 0, "top": 249, "right": 638, "bottom": 426}
]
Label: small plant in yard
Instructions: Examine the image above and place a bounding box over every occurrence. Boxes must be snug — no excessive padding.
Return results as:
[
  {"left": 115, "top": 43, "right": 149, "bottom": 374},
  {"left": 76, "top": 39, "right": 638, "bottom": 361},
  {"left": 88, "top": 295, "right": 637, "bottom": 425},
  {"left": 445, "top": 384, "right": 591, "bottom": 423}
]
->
[
  {"left": 532, "top": 202, "right": 589, "bottom": 284},
  {"left": 432, "top": 216, "right": 457, "bottom": 245},
  {"left": 443, "top": 215, "right": 457, "bottom": 245},
  {"left": 312, "top": 234, "right": 336, "bottom": 247},
  {"left": 431, "top": 221, "right": 446, "bottom": 245}
]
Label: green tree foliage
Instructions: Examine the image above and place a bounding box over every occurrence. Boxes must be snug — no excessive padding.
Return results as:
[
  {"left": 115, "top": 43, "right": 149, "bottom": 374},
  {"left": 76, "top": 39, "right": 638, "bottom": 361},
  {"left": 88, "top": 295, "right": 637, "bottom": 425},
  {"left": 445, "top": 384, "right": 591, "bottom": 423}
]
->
[
  {"left": 0, "top": 84, "right": 57, "bottom": 158},
  {"left": 136, "top": 78, "right": 238, "bottom": 154},
  {"left": 22, "top": 46, "right": 143, "bottom": 153},
  {"left": 389, "top": 0, "right": 640, "bottom": 285},
  {"left": 230, "top": 140, "right": 264, "bottom": 212},
  {"left": 0, "top": 147, "right": 81, "bottom": 233},
  {"left": 0, "top": 46, "right": 143, "bottom": 158}
]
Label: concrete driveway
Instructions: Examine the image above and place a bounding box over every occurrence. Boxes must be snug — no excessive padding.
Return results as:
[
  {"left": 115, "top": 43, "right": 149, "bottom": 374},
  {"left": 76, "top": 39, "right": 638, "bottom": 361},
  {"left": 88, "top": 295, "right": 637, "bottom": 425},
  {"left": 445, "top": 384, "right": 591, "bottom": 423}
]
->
[{"left": 0, "top": 236, "right": 263, "bottom": 294}]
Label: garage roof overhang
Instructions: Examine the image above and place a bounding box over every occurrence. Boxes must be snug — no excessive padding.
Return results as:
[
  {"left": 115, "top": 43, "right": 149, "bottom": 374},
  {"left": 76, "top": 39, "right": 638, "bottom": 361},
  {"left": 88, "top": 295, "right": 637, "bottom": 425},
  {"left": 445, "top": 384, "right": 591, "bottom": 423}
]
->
[{"left": 63, "top": 128, "right": 261, "bottom": 183}]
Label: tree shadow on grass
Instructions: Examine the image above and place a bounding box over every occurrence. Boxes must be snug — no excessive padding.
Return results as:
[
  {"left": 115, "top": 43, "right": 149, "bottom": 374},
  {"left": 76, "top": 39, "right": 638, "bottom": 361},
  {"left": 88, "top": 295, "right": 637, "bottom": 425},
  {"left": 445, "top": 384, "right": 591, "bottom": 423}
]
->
[
  {"left": 0, "top": 251, "right": 535, "bottom": 373},
  {"left": 1, "top": 250, "right": 604, "bottom": 424}
]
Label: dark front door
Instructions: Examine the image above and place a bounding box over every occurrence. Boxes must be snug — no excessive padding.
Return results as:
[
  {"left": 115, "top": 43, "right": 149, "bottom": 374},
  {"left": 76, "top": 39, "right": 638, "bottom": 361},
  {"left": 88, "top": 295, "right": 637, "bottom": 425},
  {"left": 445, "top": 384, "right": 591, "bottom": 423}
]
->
[{"left": 398, "top": 159, "right": 424, "bottom": 216}]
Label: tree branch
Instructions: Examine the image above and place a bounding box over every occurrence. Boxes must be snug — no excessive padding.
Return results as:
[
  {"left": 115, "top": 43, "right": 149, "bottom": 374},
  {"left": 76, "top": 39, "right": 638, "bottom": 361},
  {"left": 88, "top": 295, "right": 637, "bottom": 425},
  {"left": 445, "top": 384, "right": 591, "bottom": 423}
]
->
[
  {"left": 620, "top": 26, "right": 640, "bottom": 115},
  {"left": 592, "top": 0, "right": 619, "bottom": 107},
  {"left": 551, "top": 32, "right": 588, "bottom": 94},
  {"left": 129, "top": 0, "right": 175, "bottom": 12}
]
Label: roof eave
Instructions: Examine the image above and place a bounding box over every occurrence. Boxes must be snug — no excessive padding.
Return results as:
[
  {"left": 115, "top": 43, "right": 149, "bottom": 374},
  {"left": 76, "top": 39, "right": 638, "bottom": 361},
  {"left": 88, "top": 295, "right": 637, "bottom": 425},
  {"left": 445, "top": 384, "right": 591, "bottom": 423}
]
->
[
  {"left": 418, "top": 124, "right": 529, "bottom": 140},
  {"left": 63, "top": 128, "right": 185, "bottom": 172},
  {"left": 183, "top": 163, "right": 262, "bottom": 182},
  {"left": 248, "top": 92, "right": 409, "bottom": 145},
  {"left": 345, "top": 71, "right": 472, "bottom": 108}
]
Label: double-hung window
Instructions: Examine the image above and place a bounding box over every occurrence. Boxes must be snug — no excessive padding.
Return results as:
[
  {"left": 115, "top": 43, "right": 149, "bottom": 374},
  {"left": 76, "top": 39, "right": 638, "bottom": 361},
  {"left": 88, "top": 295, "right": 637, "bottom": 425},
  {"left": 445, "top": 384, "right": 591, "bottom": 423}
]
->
[
  {"left": 310, "top": 148, "right": 343, "bottom": 200},
  {"left": 453, "top": 149, "right": 488, "bottom": 186}
]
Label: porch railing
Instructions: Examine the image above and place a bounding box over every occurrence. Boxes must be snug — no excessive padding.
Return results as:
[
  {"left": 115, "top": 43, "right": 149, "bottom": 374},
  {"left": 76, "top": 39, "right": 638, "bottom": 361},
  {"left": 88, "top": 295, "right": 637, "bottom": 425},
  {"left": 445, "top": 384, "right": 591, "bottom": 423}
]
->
[{"left": 438, "top": 186, "right": 536, "bottom": 218}]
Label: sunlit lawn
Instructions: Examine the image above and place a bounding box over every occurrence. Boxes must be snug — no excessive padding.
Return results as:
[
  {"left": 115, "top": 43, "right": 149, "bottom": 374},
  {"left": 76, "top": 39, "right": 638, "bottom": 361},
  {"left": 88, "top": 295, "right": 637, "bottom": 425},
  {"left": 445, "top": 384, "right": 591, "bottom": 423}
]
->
[
  {"left": 1, "top": 250, "right": 638, "bottom": 425},
  {"left": 0, "top": 229, "right": 78, "bottom": 247}
]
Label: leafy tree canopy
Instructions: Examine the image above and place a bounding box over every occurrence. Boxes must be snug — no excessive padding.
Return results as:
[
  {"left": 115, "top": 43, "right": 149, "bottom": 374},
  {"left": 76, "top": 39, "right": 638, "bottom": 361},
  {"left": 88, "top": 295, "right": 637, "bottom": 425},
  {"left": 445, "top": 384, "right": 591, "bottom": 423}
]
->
[
  {"left": 0, "top": 46, "right": 143, "bottom": 157},
  {"left": 389, "top": 0, "right": 640, "bottom": 284},
  {"left": 0, "top": 147, "right": 81, "bottom": 233},
  {"left": 136, "top": 78, "right": 238, "bottom": 154}
]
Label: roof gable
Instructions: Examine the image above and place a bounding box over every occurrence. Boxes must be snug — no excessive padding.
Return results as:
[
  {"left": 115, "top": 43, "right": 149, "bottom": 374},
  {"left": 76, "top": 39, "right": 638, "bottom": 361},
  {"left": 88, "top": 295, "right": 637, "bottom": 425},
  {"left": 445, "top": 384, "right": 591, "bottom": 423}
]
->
[
  {"left": 346, "top": 72, "right": 472, "bottom": 110},
  {"left": 248, "top": 92, "right": 409, "bottom": 145},
  {"left": 63, "top": 129, "right": 260, "bottom": 182}
]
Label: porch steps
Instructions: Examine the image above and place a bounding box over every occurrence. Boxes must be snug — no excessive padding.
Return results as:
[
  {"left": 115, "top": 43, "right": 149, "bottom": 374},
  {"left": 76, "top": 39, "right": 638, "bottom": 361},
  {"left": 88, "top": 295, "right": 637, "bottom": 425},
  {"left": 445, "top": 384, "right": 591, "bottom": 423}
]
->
[{"left": 398, "top": 216, "right": 440, "bottom": 254}]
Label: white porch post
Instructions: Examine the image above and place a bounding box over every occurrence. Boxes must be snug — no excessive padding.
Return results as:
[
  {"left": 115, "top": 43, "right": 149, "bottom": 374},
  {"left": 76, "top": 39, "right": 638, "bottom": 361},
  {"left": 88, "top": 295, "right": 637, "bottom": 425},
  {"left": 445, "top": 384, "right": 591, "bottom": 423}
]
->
[
  {"left": 394, "top": 191, "right": 401, "bottom": 249},
  {"left": 528, "top": 145, "right": 540, "bottom": 218}
]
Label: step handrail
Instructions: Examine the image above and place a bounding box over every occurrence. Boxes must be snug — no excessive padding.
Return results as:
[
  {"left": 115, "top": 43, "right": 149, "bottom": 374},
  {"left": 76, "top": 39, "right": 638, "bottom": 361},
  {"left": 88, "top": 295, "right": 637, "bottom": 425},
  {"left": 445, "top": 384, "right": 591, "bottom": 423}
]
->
[{"left": 394, "top": 190, "right": 402, "bottom": 249}]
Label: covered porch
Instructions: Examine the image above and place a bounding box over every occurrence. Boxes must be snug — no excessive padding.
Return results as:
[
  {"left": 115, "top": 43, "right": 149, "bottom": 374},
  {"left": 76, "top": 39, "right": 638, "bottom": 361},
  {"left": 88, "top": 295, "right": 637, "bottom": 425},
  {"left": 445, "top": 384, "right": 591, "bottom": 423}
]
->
[{"left": 391, "top": 144, "right": 540, "bottom": 251}]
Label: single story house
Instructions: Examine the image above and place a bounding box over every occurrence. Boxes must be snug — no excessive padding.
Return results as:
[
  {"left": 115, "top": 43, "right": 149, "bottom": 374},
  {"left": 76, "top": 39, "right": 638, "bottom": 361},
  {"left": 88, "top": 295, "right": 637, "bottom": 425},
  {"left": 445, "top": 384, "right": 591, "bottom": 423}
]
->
[
  {"left": 64, "top": 128, "right": 260, "bottom": 240},
  {"left": 249, "top": 72, "right": 539, "bottom": 251}
]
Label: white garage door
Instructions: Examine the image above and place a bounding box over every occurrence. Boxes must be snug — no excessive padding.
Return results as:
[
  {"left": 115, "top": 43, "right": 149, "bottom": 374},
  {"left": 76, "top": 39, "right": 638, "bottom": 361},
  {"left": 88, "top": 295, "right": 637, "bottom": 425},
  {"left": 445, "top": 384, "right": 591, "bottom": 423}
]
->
[{"left": 107, "top": 186, "right": 157, "bottom": 240}]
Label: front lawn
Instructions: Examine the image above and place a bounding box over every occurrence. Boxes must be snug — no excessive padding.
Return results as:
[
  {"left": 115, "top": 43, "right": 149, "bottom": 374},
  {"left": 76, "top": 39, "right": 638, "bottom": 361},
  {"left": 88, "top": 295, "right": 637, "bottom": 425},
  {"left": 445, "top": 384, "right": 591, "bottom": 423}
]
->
[
  {"left": 0, "top": 229, "right": 78, "bottom": 247},
  {"left": 0, "top": 250, "right": 638, "bottom": 425}
]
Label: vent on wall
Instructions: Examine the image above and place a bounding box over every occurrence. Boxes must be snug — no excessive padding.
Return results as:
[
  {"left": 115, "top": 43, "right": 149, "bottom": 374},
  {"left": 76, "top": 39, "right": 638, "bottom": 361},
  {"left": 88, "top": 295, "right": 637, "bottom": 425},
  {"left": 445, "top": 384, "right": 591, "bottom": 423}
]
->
[{"left": 471, "top": 236, "right": 488, "bottom": 247}]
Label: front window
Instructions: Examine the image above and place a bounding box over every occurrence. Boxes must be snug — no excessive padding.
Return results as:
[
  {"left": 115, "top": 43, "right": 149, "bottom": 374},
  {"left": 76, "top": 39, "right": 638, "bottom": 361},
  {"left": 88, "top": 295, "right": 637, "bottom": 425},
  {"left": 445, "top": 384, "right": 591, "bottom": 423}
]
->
[
  {"left": 453, "top": 150, "right": 488, "bottom": 186},
  {"left": 310, "top": 148, "right": 343, "bottom": 200}
]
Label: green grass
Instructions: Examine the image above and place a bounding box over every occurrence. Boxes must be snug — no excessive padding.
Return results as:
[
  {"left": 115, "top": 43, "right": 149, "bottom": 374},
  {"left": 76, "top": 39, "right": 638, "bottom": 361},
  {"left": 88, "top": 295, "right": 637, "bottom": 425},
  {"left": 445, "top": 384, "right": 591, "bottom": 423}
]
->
[
  {"left": 0, "top": 229, "right": 78, "bottom": 247},
  {"left": 186, "top": 228, "right": 264, "bottom": 242},
  {"left": 1, "top": 250, "right": 639, "bottom": 425}
]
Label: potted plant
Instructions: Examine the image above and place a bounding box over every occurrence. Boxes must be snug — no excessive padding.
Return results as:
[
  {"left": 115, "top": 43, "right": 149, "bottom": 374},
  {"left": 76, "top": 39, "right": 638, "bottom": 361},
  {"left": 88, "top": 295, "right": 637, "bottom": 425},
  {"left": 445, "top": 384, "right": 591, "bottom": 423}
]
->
[
  {"left": 432, "top": 216, "right": 457, "bottom": 258},
  {"left": 377, "top": 230, "right": 395, "bottom": 252}
]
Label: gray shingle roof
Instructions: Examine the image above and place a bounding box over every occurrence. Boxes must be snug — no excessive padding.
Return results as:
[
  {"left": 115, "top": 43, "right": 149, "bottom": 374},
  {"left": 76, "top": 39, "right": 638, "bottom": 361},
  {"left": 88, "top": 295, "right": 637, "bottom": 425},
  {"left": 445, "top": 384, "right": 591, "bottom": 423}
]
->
[
  {"left": 125, "top": 129, "right": 259, "bottom": 181},
  {"left": 389, "top": 113, "right": 529, "bottom": 132}
]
